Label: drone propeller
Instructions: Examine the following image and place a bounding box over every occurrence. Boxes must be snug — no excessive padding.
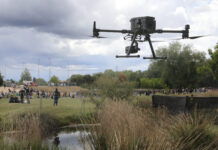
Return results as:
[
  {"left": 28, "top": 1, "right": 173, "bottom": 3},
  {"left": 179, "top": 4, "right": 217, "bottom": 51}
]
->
[
  {"left": 170, "top": 35, "right": 209, "bottom": 40},
  {"left": 89, "top": 35, "right": 107, "bottom": 38},
  {"left": 188, "top": 35, "right": 208, "bottom": 39}
]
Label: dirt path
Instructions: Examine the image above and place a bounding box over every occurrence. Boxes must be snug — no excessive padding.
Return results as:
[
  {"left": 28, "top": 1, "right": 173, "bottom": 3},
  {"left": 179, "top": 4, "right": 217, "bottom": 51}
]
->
[{"left": 0, "top": 87, "right": 20, "bottom": 93}]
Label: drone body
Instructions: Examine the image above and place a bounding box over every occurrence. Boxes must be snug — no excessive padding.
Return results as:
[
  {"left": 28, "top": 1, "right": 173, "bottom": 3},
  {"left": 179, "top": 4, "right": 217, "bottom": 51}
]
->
[
  {"left": 92, "top": 16, "right": 204, "bottom": 59},
  {"left": 130, "top": 16, "right": 156, "bottom": 34}
]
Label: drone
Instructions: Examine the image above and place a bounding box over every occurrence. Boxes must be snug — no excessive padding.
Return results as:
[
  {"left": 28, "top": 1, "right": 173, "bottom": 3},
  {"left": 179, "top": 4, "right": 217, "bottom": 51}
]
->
[{"left": 92, "top": 16, "right": 206, "bottom": 59}]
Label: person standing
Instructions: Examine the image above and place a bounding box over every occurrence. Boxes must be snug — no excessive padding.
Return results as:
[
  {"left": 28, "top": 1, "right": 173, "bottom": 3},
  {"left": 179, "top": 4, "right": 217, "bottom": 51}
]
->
[
  {"left": 24, "top": 86, "right": 30, "bottom": 104},
  {"left": 53, "top": 88, "right": 60, "bottom": 106},
  {"left": 19, "top": 88, "right": 25, "bottom": 103}
]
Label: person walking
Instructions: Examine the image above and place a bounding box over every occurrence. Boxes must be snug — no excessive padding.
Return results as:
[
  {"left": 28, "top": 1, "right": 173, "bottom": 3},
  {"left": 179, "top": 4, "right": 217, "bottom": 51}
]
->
[{"left": 53, "top": 88, "right": 60, "bottom": 106}]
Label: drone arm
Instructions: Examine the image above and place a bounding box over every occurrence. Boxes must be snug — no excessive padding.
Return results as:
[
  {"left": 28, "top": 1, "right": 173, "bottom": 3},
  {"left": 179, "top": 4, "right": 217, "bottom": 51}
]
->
[
  {"left": 155, "top": 29, "right": 184, "bottom": 34},
  {"left": 155, "top": 25, "right": 190, "bottom": 38},
  {"left": 93, "top": 21, "right": 132, "bottom": 37},
  {"left": 97, "top": 29, "right": 132, "bottom": 34}
]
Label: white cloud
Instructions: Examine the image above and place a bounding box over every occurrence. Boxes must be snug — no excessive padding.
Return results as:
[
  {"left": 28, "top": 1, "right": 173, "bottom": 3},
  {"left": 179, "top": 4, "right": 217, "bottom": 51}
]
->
[{"left": 126, "top": 62, "right": 150, "bottom": 71}]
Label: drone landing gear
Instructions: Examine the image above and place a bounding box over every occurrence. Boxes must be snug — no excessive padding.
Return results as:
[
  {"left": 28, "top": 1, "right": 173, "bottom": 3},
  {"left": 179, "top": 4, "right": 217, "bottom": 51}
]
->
[
  {"left": 116, "top": 55, "right": 140, "bottom": 58},
  {"left": 144, "top": 34, "right": 167, "bottom": 60}
]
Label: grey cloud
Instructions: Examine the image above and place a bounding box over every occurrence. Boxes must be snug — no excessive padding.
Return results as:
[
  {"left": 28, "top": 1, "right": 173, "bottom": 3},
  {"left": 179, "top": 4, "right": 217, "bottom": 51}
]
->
[
  {"left": 0, "top": 0, "right": 196, "bottom": 39},
  {"left": 0, "top": 0, "right": 94, "bottom": 38}
]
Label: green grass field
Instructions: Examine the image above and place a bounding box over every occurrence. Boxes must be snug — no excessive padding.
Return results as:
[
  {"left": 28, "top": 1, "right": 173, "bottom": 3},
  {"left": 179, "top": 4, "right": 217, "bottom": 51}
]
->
[{"left": 0, "top": 97, "right": 96, "bottom": 125}]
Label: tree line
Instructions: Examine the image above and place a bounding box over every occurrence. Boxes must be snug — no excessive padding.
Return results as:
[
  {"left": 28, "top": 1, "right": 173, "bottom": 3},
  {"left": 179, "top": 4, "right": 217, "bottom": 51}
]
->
[
  {"left": 68, "top": 42, "right": 218, "bottom": 89},
  {"left": 1, "top": 42, "right": 218, "bottom": 89}
]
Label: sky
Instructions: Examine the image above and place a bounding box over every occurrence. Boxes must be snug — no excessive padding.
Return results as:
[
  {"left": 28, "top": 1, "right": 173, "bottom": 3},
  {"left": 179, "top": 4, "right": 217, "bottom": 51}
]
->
[{"left": 0, "top": 0, "right": 218, "bottom": 81}]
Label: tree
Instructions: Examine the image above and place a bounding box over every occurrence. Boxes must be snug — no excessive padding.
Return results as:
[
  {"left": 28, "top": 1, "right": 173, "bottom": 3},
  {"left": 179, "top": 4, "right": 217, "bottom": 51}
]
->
[
  {"left": 208, "top": 43, "right": 218, "bottom": 80},
  {"left": 35, "top": 78, "right": 48, "bottom": 86},
  {"left": 140, "top": 78, "right": 166, "bottom": 89},
  {"left": 118, "top": 73, "right": 128, "bottom": 82},
  {"left": 20, "top": 68, "right": 32, "bottom": 82},
  {"left": 95, "top": 75, "right": 133, "bottom": 100},
  {"left": 104, "top": 69, "right": 117, "bottom": 78},
  {"left": 147, "top": 42, "right": 206, "bottom": 88},
  {"left": 69, "top": 74, "right": 84, "bottom": 86},
  {"left": 0, "top": 72, "right": 3, "bottom": 86},
  {"left": 49, "top": 76, "right": 59, "bottom": 84}
]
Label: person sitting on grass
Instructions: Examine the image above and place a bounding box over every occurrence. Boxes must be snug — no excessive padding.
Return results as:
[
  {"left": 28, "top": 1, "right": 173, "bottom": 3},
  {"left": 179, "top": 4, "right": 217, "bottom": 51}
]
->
[{"left": 53, "top": 88, "right": 60, "bottom": 106}]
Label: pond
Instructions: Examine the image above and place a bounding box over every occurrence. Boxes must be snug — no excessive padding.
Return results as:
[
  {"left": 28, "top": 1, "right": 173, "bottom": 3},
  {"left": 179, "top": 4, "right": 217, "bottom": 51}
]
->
[
  {"left": 45, "top": 130, "right": 90, "bottom": 150},
  {"left": 1, "top": 128, "right": 92, "bottom": 150}
]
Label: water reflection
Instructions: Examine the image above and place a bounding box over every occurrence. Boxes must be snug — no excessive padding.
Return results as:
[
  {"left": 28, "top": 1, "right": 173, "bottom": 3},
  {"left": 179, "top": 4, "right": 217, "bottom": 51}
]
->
[
  {"left": 48, "top": 131, "right": 89, "bottom": 150},
  {"left": 1, "top": 127, "right": 92, "bottom": 150},
  {"left": 53, "top": 135, "right": 60, "bottom": 147}
]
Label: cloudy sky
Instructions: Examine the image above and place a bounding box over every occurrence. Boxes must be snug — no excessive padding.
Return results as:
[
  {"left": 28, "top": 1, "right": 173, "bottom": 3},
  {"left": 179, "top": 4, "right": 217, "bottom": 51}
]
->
[{"left": 0, "top": 0, "right": 218, "bottom": 81}]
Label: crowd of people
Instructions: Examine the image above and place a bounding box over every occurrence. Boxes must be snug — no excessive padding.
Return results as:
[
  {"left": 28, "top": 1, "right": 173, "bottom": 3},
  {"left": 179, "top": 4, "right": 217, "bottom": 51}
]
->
[
  {"left": 0, "top": 86, "right": 80, "bottom": 106},
  {"left": 0, "top": 85, "right": 212, "bottom": 106},
  {"left": 135, "top": 88, "right": 208, "bottom": 96}
]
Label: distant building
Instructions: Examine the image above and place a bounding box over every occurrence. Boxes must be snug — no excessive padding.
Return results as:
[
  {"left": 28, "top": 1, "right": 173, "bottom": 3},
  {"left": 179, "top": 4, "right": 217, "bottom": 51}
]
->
[
  {"left": 49, "top": 81, "right": 77, "bottom": 86},
  {"left": 4, "top": 80, "right": 14, "bottom": 87},
  {"left": 59, "top": 81, "right": 67, "bottom": 86},
  {"left": 23, "top": 80, "right": 37, "bottom": 86}
]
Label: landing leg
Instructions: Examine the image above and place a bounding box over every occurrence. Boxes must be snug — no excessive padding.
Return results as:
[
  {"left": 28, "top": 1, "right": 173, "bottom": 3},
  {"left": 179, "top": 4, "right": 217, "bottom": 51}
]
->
[{"left": 143, "top": 34, "right": 167, "bottom": 60}]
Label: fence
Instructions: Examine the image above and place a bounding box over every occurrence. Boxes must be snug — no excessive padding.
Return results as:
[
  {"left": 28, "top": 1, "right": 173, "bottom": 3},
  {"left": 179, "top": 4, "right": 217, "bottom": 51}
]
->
[{"left": 152, "top": 95, "right": 218, "bottom": 113}]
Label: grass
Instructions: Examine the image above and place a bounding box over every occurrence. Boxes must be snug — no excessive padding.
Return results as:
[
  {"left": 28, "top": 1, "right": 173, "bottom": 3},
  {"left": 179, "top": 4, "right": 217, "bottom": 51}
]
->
[
  {"left": 0, "top": 96, "right": 96, "bottom": 149},
  {"left": 0, "top": 97, "right": 96, "bottom": 125},
  {"left": 210, "top": 125, "right": 218, "bottom": 135},
  {"left": 1, "top": 93, "right": 218, "bottom": 149}
]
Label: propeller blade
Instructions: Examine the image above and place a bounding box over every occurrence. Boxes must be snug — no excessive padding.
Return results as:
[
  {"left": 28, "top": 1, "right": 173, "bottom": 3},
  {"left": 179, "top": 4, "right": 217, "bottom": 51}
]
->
[
  {"left": 98, "top": 36, "right": 107, "bottom": 38},
  {"left": 189, "top": 35, "right": 209, "bottom": 39},
  {"left": 169, "top": 35, "right": 209, "bottom": 40},
  {"left": 89, "top": 35, "right": 107, "bottom": 38}
]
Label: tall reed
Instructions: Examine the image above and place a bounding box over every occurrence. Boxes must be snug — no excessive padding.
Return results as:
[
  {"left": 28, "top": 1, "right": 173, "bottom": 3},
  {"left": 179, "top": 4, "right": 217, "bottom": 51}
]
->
[
  {"left": 0, "top": 111, "right": 61, "bottom": 149},
  {"left": 84, "top": 100, "right": 218, "bottom": 150}
]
